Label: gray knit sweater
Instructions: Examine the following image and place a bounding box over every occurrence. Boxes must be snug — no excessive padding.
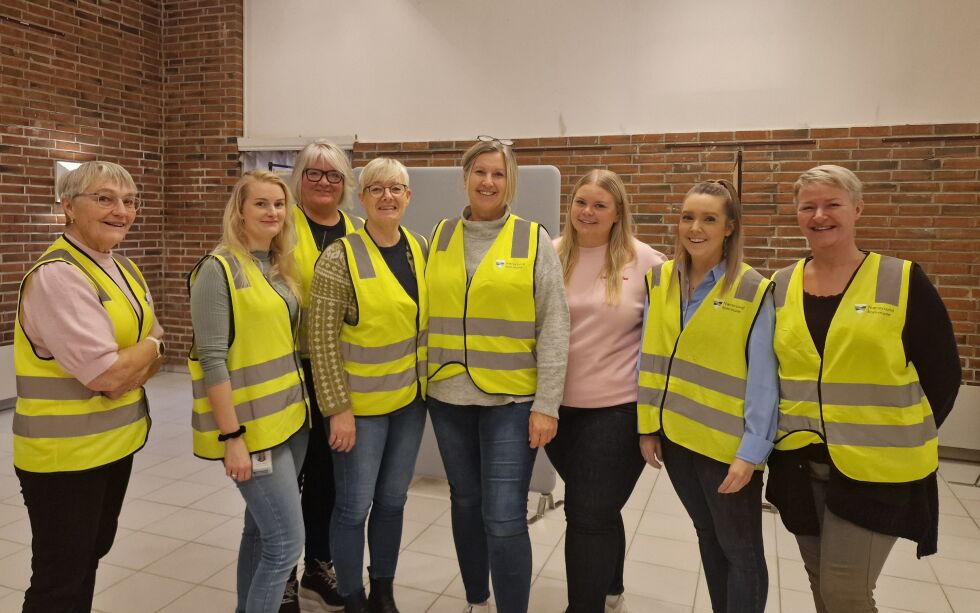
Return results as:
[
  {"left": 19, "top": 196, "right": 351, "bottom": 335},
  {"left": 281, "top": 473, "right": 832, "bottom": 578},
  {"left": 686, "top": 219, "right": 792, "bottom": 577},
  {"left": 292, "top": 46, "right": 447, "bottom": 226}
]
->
[{"left": 427, "top": 207, "right": 569, "bottom": 418}]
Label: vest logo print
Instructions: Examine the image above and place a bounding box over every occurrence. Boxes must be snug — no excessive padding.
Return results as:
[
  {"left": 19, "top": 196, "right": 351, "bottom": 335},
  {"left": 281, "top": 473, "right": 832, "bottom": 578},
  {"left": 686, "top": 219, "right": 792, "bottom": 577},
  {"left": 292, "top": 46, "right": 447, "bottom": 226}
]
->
[
  {"left": 712, "top": 300, "right": 747, "bottom": 314},
  {"left": 495, "top": 259, "right": 505, "bottom": 268},
  {"left": 855, "top": 303, "right": 867, "bottom": 313}
]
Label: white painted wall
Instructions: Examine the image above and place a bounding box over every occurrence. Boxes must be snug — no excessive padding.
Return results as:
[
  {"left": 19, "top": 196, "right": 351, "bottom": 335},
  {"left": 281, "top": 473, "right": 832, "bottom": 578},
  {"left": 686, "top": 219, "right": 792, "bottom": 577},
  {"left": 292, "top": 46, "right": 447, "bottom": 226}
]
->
[{"left": 245, "top": 0, "right": 980, "bottom": 142}]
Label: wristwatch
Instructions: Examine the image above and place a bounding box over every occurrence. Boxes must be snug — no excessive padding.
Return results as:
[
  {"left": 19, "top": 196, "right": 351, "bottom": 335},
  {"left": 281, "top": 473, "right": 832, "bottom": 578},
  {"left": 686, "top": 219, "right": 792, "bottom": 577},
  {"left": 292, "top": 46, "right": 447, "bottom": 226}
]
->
[{"left": 147, "top": 336, "right": 165, "bottom": 358}]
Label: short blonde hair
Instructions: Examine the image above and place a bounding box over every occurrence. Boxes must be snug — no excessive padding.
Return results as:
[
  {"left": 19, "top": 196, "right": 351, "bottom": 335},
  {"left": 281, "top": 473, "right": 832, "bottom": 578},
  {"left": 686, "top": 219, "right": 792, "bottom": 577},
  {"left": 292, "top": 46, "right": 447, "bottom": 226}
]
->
[
  {"left": 461, "top": 138, "right": 518, "bottom": 208},
  {"left": 793, "top": 164, "right": 862, "bottom": 204},
  {"left": 220, "top": 170, "right": 300, "bottom": 297},
  {"left": 359, "top": 157, "right": 409, "bottom": 192},
  {"left": 58, "top": 161, "right": 137, "bottom": 201},
  {"left": 289, "top": 140, "right": 355, "bottom": 211}
]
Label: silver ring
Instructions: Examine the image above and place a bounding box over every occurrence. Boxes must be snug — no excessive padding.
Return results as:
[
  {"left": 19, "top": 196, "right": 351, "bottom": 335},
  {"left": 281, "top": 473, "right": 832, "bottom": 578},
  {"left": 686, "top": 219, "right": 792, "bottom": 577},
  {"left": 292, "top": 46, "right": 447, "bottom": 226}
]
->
[{"left": 231, "top": 473, "right": 238, "bottom": 478}]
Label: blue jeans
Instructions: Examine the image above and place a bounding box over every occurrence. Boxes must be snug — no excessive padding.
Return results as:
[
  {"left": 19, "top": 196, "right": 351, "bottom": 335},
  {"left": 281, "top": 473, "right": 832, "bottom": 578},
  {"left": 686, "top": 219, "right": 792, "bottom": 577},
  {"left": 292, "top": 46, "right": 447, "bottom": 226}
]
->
[
  {"left": 236, "top": 428, "right": 309, "bottom": 613},
  {"left": 428, "top": 398, "right": 537, "bottom": 613},
  {"left": 329, "top": 400, "right": 426, "bottom": 597},
  {"left": 661, "top": 436, "right": 768, "bottom": 613}
]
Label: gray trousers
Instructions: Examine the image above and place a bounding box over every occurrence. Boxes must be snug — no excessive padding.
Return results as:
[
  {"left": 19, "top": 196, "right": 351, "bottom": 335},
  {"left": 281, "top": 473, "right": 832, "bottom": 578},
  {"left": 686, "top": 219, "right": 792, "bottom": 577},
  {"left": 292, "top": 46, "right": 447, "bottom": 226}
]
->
[{"left": 794, "top": 464, "right": 897, "bottom": 613}]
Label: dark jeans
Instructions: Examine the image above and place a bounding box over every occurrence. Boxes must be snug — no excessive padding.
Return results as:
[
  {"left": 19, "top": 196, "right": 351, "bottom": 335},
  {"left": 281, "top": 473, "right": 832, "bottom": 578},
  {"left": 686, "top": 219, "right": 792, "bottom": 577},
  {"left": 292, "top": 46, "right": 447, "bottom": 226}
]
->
[
  {"left": 428, "top": 398, "right": 537, "bottom": 613},
  {"left": 16, "top": 453, "right": 133, "bottom": 613},
  {"left": 330, "top": 400, "right": 426, "bottom": 596},
  {"left": 300, "top": 358, "right": 336, "bottom": 565},
  {"left": 661, "top": 437, "right": 767, "bottom": 613},
  {"left": 545, "top": 403, "right": 646, "bottom": 613}
]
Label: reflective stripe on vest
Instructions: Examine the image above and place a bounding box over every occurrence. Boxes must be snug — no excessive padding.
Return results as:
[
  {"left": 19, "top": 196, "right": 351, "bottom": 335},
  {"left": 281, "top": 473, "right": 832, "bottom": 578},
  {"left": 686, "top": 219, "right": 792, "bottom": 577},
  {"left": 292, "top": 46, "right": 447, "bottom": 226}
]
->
[
  {"left": 637, "top": 260, "right": 770, "bottom": 466},
  {"left": 339, "top": 228, "right": 428, "bottom": 416},
  {"left": 294, "top": 207, "right": 361, "bottom": 356},
  {"left": 14, "top": 235, "right": 152, "bottom": 473},
  {"left": 188, "top": 249, "right": 308, "bottom": 460},
  {"left": 426, "top": 215, "right": 539, "bottom": 395},
  {"left": 772, "top": 253, "right": 937, "bottom": 482}
]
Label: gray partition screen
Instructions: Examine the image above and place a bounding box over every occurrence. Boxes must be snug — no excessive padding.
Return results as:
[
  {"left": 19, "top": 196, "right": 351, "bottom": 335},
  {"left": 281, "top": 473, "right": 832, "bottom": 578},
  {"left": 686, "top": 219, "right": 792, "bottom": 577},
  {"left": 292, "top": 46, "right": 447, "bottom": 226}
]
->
[
  {"left": 352, "top": 164, "right": 563, "bottom": 495},
  {"left": 352, "top": 165, "right": 562, "bottom": 240}
]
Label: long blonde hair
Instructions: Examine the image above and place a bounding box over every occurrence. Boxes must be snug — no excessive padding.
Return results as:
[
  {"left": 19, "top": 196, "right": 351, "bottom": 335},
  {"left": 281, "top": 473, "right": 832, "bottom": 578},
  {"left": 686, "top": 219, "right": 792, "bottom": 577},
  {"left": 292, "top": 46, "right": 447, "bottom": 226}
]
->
[
  {"left": 557, "top": 169, "right": 637, "bottom": 305},
  {"left": 219, "top": 170, "right": 300, "bottom": 298},
  {"left": 673, "top": 179, "right": 743, "bottom": 295}
]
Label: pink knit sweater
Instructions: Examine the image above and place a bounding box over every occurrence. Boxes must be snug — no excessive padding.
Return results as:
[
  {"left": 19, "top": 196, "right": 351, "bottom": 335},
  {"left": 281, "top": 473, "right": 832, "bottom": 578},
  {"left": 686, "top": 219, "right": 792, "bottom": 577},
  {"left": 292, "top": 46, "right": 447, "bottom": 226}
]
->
[{"left": 556, "top": 237, "right": 666, "bottom": 408}]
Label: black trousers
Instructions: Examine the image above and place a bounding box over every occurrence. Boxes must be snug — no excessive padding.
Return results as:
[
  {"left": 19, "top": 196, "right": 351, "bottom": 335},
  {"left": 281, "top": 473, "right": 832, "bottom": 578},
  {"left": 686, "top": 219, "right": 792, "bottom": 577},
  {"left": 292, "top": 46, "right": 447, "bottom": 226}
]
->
[
  {"left": 300, "top": 358, "right": 336, "bottom": 564},
  {"left": 16, "top": 453, "right": 133, "bottom": 613},
  {"left": 544, "top": 403, "right": 646, "bottom": 613}
]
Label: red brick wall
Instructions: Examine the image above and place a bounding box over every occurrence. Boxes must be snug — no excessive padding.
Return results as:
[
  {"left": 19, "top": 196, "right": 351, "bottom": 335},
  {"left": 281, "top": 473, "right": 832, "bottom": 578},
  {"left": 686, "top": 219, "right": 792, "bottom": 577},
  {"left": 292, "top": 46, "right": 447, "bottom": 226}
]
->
[
  {"left": 0, "top": 0, "right": 165, "bottom": 342},
  {"left": 1, "top": 6, "right": 976, "bottom": 385},
  {"left": 354, "top": 125, "right": 980, "bottom": 384},
  {"left": 158, "top": 0, "right": 244, "bottom": 360}
]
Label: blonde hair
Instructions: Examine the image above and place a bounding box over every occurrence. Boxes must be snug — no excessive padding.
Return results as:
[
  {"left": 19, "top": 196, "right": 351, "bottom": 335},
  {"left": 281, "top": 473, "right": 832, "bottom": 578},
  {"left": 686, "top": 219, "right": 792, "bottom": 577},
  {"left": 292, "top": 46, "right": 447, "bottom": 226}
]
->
[
  {"left": 557, "top": 169, "right": 637, "bottom": 305},
  {"left": 674, "top": 180, "right": 743, "bottom": 295},
  {"left": 793, "top": 164, "right": 863, "bottom": 204},
  {"left": 289, "top": 139, "right": 356, "bottom": 211},
  {"left": 461, "top": 138, "right": 518, "bottom": 208},
  {"left": 219, "top": 170, "right": 300, "bottom": 298},
  {"left": 359, "top": 157, "right": 410, "bottom": 191}
]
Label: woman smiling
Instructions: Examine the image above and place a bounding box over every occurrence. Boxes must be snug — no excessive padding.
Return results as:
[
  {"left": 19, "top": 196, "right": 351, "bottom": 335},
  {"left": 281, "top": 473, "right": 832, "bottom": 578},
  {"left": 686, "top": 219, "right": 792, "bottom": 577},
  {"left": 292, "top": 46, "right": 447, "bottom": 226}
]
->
[{"left": 307, "top": 157, "right": 429, "bottom": 613}]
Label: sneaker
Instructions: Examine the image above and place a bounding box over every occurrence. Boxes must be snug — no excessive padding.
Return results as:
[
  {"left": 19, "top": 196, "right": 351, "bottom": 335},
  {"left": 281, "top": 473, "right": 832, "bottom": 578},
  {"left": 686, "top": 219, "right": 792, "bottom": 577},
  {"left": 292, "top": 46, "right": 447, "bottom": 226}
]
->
[
  {"left": 605, "top": 593, "right": 628, "bottom": 613},
  {"left": 461, "top": 602, "right": 490, "bottom": 613},
  {"left": 279, "top": 576, "right": 300, "bottom": 613},
  {"left": 300, "top": 559, "right": 345, "bottom": 611}
]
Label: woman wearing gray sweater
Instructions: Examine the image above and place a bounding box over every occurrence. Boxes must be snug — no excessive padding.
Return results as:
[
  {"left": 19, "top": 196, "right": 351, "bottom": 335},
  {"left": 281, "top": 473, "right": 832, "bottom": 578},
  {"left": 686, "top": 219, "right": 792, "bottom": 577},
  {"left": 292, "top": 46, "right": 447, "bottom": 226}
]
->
[
  {"left": 425, "top": 136, "right": 570, "bottom": 613},
  {"left": 189, "top": 170, "right": 309, "bottom": 612}
]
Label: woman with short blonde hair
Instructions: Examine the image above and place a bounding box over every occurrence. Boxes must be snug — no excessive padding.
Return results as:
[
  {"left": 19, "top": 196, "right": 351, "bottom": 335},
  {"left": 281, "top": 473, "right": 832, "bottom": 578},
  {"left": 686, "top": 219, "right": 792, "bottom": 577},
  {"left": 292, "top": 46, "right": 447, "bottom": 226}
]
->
[{"left": 766, "top": 165, "right": 960, "bottom": 612}]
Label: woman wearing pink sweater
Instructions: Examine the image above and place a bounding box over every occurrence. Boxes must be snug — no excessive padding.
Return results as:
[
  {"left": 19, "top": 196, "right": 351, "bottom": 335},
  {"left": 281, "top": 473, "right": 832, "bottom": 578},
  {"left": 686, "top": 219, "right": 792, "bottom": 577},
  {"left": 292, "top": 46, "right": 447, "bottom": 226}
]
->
[{"left": 548, "top": 170, "right": 666, "bottom": 613}]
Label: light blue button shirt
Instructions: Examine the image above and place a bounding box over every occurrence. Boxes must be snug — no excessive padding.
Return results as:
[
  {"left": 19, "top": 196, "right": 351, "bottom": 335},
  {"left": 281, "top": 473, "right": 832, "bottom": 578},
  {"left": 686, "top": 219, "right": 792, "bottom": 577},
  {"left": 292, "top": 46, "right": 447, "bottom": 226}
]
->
[{"left": 642, "top": 260, "right": 779, "bottom": 465}]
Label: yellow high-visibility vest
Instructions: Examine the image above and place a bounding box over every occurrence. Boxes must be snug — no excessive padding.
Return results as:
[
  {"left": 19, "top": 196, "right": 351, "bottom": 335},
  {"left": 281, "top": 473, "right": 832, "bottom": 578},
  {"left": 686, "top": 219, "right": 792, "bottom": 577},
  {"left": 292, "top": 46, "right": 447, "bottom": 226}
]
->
[
  {"left": 188, "top": 248, "right": 308, "bottom": 459},
  {"left": 638, "top": 260, "right": 771, "bottom": 466},
  {"left": 14, "top": 235, "right": 153, "bottom": 473},
  {"left": 339, "top": 228, "right": 429, "bottom": 416},
  {"left": 426, "top": 214, "right": 539, "bottom": 395},
  {"left": 294, "top": 206, "right": 362, "bottom": 356},
  {"left": 772, "top": 253, "right": 937, "bottom": 483}
]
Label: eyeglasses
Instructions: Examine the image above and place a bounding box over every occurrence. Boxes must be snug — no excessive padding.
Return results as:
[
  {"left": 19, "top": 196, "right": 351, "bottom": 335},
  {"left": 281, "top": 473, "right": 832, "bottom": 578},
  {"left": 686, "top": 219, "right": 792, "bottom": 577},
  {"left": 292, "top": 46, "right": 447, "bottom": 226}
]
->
[
  {"left": 303, "top": 168, "right": 344, "bottom": 184},
  {"left": 77, "top": 192, "right": 141, "bottom": 211},
  {"left": 477, "top": 135, "right": 513, "bottom": 147},
  {"left": 365, "top": 184, "right": 408, "bottom": 198}
]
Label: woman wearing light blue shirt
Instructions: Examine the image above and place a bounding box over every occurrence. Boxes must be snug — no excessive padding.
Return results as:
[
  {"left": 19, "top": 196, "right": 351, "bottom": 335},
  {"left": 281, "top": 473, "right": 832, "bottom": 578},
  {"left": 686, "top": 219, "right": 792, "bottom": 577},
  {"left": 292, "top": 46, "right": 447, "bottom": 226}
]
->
[{"left": 637, "top": 180, "right": 777, "bottom": 613}]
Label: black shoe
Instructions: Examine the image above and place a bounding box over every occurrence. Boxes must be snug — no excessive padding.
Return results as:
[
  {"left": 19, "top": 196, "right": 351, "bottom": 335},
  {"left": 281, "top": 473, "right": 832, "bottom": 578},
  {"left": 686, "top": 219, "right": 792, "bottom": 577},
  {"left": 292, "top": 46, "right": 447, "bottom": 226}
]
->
[
  {"left": 279, "top": 576, "right": 300, "bottom": 613},
  {"left": 344, "top": 589, "right": 370, "bottom": 613},
  {"left": 368, "top": 575, "right": 399, "bottom": 613},
  {"left": 300, "top": 559, "right": 345, "bottom": 611}
]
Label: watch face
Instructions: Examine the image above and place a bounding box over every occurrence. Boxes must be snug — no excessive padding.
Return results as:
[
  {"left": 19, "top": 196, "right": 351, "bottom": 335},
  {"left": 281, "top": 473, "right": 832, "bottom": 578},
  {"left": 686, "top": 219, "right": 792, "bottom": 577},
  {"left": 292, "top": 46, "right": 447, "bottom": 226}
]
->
[{"left": 158, "top": 341, "right": 166, "bottom": 357}]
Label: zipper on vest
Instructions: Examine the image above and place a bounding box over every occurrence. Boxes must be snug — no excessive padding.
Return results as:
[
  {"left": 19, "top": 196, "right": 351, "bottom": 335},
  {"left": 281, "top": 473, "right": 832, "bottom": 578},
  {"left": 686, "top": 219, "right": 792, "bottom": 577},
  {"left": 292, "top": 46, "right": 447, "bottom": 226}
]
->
[
  {"left": 264, "top": 268, "right": 311, "bottom": 427},
  {"left": 659, "top": 296, "right": 685, "bottom": 436}
]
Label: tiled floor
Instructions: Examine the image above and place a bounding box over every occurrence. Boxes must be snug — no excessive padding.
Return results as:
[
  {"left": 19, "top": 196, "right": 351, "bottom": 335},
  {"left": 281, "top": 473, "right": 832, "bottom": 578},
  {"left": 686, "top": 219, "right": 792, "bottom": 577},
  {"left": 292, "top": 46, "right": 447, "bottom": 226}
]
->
[{"left": 1, "top": 371, "right": 979, "bottom": 612}]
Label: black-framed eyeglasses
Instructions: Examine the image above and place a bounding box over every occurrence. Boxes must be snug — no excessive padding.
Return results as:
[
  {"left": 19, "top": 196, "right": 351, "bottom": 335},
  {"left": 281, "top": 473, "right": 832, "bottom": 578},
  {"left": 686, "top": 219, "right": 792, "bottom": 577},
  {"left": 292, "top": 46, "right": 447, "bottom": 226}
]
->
[
  {"left": 303, "top": 168, "right": 344, "bottom": 184},
  {"left": 77, "top": 192, "right": 141, "bottom": 211},
  {"left": 477, "top": 135, "right": 514, "bottom": 147},
  {"left": 365, "top": 184, "right": 408, "bottom": 198}
]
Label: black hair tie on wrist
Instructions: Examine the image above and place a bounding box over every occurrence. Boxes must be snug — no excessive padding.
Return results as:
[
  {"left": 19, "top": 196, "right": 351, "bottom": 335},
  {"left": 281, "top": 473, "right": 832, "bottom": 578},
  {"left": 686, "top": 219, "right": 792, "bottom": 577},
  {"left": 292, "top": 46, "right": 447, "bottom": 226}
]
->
[{"left": 218, "top": 425, "right": 247, "bottom": 442}]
